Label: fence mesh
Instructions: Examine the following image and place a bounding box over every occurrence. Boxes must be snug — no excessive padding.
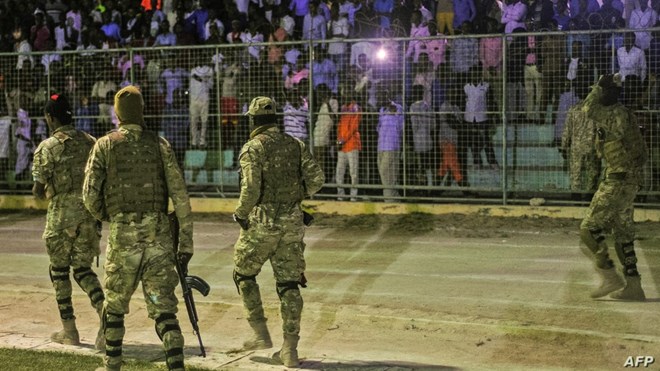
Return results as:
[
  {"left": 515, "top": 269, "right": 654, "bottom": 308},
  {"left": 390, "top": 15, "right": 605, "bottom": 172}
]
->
[{"left": 0, "top": 28, "right": 659, "bottom": 204}]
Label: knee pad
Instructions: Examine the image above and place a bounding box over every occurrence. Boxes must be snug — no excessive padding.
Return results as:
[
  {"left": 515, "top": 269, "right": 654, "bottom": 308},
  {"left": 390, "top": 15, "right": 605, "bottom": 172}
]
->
[
  {"left": 155, "top": 313, "right": 181, "bottom": 341},
  {"left": 276, "top": 281, "right": 301, "bottom": 300},
  {"left": 49, "top": 265, "right": 70, "bottom": 283},
  {"left": 579, "top": 228, "right": 606, "bottom": 255},
  {"left": 104, "top": 312, "right": 125, "bottom": 357},
  {"left": 615, "top": 241, "right": 638, "bottom": 266},
  {"left": 72, "top": 266, "right": 105, "bottom": 307},
  {"left": 72, "top": 266, "right": 97, "bottom": 285},
  {"left": 233, "top": 270, "right": 257, "bottom": 294}
]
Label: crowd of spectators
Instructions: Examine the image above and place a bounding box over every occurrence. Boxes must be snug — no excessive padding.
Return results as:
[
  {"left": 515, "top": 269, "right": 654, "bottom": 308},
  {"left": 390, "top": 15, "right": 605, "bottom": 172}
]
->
[{"left": 0, "top": 0, "right": 658, "bottom": 195}]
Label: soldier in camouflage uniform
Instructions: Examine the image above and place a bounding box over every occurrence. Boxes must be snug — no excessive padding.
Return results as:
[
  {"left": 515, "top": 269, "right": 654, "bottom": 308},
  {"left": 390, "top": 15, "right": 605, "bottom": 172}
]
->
[
  {"left": 561, "top": 93, "right": 601, "bottom": 197},
  {"left": 83, "top": 86, "right": 194, "bottom": 371},
  {"left": 32, "top": 94, "right": 105, "bottom": 350},
  {"left": 579, "top": 74, "right": 648, "bottom": 301},
  {"left": 232, "top": 96, "right": 324, "bottom": 368}
]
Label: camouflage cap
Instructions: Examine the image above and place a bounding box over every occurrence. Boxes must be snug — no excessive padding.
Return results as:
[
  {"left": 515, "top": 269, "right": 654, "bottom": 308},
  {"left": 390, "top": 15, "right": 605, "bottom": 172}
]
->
[{"left": 246, "top": 96, "right": 276, "bottom": 116}]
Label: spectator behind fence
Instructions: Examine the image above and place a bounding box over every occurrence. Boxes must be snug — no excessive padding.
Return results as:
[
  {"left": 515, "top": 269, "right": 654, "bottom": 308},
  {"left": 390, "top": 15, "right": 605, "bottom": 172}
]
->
[
  {"left": 500, "top": 0, "right": 527, "bottom": 34},
  {"left": 410, "top": 84, "right": 436, "bottom": 187},
  {"left": 15, "top": 94, "right": 33, "bottom": 182},
  {"left": 524, "top": 20, "right": 542, "bottom": 125},
  {"left": 336, "top": 94, "right": 362, "bottom": 201},
  {"left": 539, "top": 19, "right": 565, "bottom": 124},
  {"left": 328, "top": 5, "right": 349, "bottom": 70},
  {"left": 464, "top": 70, "right": 498, "bottom": 170},
  {"left": 219, "top": 50, "right": 241, "bottom": 151},
  {"left": 628, "top": 0, "right": 657, "bottom": 50},
  {"left": 312, "top": 84, "right": 339, "bottom": 182},
  {"left": 617, "top": 32, "right": 647, "bottom": 83},
  {"left": 437, "top": 90, "right": 464, "bottom": 186},
  {"left": 75, "top": 96, "right": 97, "bottom": 135},
  {"left": 189, "top": 52, "right": 214, "bottom": 149},
  {"left": 283, "top": 93, "right": 310, "bottom": 143},
  {"left": 376, "top": 96, "right": 404, "bottom": 202},
  {"left": 505, "top": 28, "right": 527, "bottom": 122},
  {"left": 14, "top": 27, "right": 35, "bottom": 70},
  {"left": 435, "top": 0, "right": 455, "bottom": 34},
  {"left": 162, "top": 88, "right": 189, "bottom": 169}
]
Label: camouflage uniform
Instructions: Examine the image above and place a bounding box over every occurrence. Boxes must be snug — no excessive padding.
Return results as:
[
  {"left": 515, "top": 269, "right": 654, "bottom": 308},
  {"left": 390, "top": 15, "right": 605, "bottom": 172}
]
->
[
  {"left": 32, "top": 125, "right": 105, "bottom": 342},
  {"left": 233, "top": 97, "right": 324, "bottom": 367},
  {"left": 561, "top": 101, "right": 601, "bottom": 192},
  {"left": 83, "top": 86, "right": 193, "bottom": 371},
  {"left": 580, "top": 81, "right": 648, "bottom": 300}
]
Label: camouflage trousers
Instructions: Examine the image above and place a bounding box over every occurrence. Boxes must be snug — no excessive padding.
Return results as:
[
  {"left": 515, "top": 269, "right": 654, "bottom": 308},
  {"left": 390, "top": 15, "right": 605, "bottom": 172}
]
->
[
  {"left": 234, "top": 206, "right": 306, "bottom": 336},
  {"left": 580, "top": 177, "right": 639, "bottom": 270},
  {"left": 46, "top": 221, "right": 104, "bottom": 320},
  {"left": 569, "top": 152, "right": 601, "bottom": 192},
  {"left": 101, "top": 212, "right": 184, "bottom": 371}
]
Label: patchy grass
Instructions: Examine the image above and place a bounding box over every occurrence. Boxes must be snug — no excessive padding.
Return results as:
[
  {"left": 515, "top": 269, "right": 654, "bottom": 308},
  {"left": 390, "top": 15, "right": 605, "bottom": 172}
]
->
[{"left": 0, "top": 348, "right": 213, "bottom": 371}]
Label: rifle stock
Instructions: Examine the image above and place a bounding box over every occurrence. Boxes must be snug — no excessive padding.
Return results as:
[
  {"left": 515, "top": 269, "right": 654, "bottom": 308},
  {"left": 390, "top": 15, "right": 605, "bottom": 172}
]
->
[{"left": 168, "top": 212, "right": 209, "bottom": 357}]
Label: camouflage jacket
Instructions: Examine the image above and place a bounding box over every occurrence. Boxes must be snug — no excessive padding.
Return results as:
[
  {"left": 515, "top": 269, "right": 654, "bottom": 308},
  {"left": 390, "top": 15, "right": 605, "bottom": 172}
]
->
[
  {"left": 32, "top": 125, "right": 96, "bottom": 238},
  {"left": 561, "top": 100, "right": 598, "bottom": 156},
  {"left": 582, "top": 85, "right": 647, "bottom": 176},
  {"left": 234, "top": 124, "right": 324, "bottom": 220},
  {"left": 83, "top": 124, "right": 193, "bottom": 253}
]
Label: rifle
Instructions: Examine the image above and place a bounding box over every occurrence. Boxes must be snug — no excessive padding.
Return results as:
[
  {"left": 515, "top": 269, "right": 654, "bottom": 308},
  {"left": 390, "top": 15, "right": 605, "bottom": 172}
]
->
[{"left": 168, "top": 212, "right": 211, "bottom": 357}]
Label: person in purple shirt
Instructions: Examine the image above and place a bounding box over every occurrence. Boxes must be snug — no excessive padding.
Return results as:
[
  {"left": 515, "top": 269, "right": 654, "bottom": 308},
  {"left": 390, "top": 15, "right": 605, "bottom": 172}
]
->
[
  {"left": 289, "top": 0, "right": 310, "bottom": 39},
  {"left": 374, "top": 0, "right": 394, "bottom": 29},
  {"left": 311, "top": 49, "right": 339, "bottom": 94},
  {"left": 100, "top": 11, "right": 122, "bottom": 43},
  {"left": 185, "top": 2, "right": 209, "bottom": 43},
  {"left": 453, "top": 0, "right": 476, "bottom": 30},
  {"left": 376, "top": 94, "right": 404, "bottom": 201},
  {"left": 569, "top": 0, "right": 600, "bottom": 19},
  {"left": 153, "top": 19, "right": 176, "bottom": 47}
]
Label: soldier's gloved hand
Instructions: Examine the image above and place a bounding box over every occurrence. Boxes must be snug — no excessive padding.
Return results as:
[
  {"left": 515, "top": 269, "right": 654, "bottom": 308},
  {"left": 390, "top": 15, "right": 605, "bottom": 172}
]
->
[
  {"left": 302, "top": 211, "right": 314, "bottom": 226},
  {"left": 177, "top": 252, "right": 193, "bottom": 276},
  {"left": 558, "top": 147, "right": 567, "bottom": 160},
  {"left": 233, "top": 214, "right": 249, "bottom": 231}
]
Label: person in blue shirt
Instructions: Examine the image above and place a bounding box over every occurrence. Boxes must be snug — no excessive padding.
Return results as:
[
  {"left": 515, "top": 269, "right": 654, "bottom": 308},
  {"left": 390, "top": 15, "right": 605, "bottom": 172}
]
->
[
  {"left": 100, "top": 11, "right": 122, "bottom": 43},
  {"left": 453, "top": 0, "right": 476, "bottom": 30},
  {"left": 376, "top": 91, "right": 404, "bottom": 201}
]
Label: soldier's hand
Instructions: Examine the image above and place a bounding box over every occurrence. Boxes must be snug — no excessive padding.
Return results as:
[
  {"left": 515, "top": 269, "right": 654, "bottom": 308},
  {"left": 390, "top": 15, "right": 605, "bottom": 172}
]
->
[
  {"left": 558, "top": 147, "right": 567, "bottom": 160},
  {"left": 233, "top": 214, "right": 249, "bottom": 231},
  {"left": 302, "top": 211, "right": 314, "bottom": 226},
  {"left": 177, "top": 252, "right": 193, "bottom": 276}
]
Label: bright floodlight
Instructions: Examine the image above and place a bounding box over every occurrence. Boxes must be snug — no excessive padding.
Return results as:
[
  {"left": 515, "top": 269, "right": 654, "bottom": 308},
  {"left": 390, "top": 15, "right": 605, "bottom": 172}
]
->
[{"left": 376, "top": 48, "right": 387, "bottom": 61}]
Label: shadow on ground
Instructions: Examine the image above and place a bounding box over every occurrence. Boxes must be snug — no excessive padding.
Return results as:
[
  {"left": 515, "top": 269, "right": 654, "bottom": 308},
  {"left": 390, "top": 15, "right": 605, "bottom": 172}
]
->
[{"left": 250, "top": 355, "right": 461, "bottom": 370}]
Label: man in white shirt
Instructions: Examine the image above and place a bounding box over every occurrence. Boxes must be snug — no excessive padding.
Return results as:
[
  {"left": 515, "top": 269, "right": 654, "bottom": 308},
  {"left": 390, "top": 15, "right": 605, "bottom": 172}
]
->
[
  {"left": 618, "top": 32, "right": 647, "bottom": 82},
  {"left": 628, "top": 0, "right": 657, "bottom": 50},
  {"left": 189, "top": 54, "right": 214, "bottom": 149}
]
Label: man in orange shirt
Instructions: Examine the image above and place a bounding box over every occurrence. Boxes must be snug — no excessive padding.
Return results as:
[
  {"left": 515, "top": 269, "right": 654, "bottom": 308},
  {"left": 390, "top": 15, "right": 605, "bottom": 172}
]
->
[{"left": 335, "top": 96, "right": 362, "bottom": 201}]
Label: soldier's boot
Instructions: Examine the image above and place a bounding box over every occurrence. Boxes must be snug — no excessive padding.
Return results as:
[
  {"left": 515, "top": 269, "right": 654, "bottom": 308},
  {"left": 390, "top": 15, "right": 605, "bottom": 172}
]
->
[
  {"left": 51, "top": 318, "right": 80, "bottom": 345},
  {"left": 242, "top": 319, "right": 273, "bottom": 350},
  {"left": 272, "top": 334, "right": 300, "bottom": 368},
  {"left": 610, "top": 275, "right": 646, "bottom": 301},
  {"left": 590, "top": 266, "right": 625, "bottom": 298},
  {"left": 95, "top": 306, "right": 105, "bottom": 351}
]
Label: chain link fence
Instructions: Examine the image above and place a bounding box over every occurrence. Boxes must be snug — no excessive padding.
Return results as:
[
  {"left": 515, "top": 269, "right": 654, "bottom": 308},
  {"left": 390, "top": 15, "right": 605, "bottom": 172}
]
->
[{"left": 0, "top": 29, "right": 658, "bottom": 205}]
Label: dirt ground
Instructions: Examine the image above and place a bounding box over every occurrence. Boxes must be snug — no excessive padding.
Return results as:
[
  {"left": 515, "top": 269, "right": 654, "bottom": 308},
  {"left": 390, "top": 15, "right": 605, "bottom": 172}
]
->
[{"left": 0, "top": 209, "right": 659, "bottom": 371}]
